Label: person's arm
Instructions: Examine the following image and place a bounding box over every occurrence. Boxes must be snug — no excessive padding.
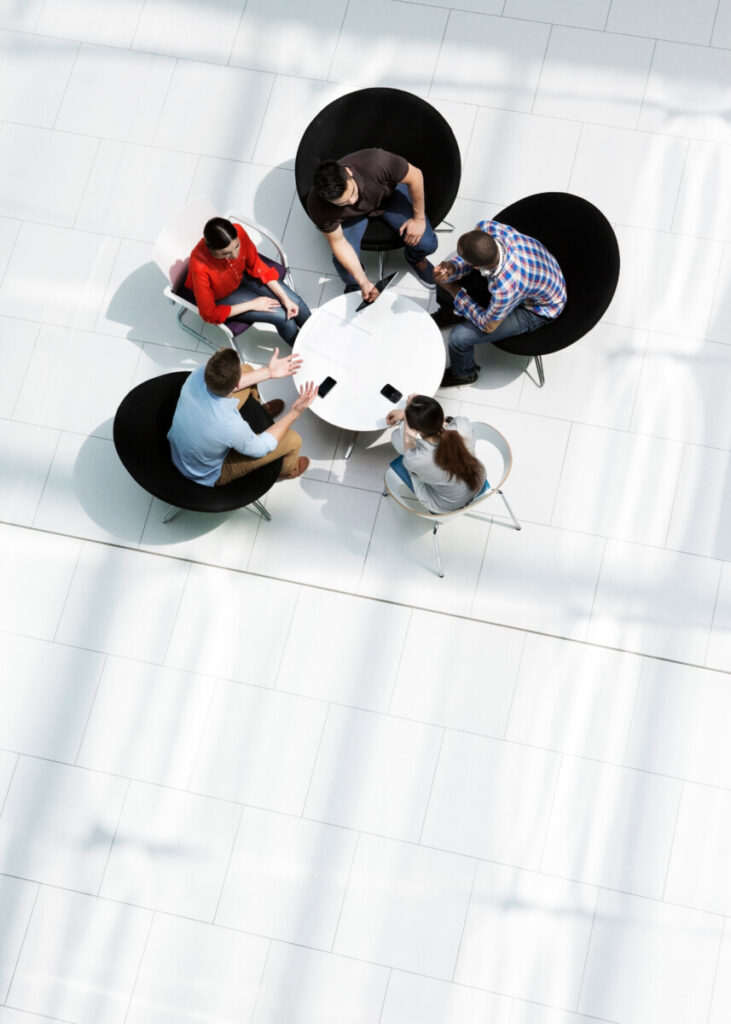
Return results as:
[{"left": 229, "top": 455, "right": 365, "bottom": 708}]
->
[
  {"left": 433, "top": 257, "right": 472, "bottom": 284},
  {"left": 234, "top": 348, "right": 302, "bottom": 393},
  {"left": 325, "top": 225, "right": 379, "bottom": 303},
  {"left": 439, "top": 279, "right": 506, "bottom": 333},
  {"left": 265, "top": 381, "right": 318, "bottom": 443},
  {"left": 398, "top": 162, "right": 426, "bottom": 246},
  {"left": 266, "top": 277, "right": 298, "bottom": 319}
]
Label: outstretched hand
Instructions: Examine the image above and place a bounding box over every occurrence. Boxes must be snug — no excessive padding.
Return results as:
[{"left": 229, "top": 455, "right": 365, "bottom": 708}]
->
[
  {"left": 291, "top": 381, "right": 318, "bottom": 413},
  {"left": 268, "top": 347, "right": 303, "bottom": 379}
]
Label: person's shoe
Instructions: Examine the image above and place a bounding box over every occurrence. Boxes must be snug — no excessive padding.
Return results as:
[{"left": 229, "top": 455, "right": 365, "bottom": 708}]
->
[
  {"left": 410, "top": 258, "right": 435, "bottom": 287},
  {"left": 431, "top": 305, "right": 463, "bottom": 328},
  {"left": 278, "top": 456, "right": 309, "bottom": 480},
  {"left": 440, "top": 367, "right": 479, "bottom": 388},
  {"left": 261, "top": 399, "right": 284, "bottom": 418}
]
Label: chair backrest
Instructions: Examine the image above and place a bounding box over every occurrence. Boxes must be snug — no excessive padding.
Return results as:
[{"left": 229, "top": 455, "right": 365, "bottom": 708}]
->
[
  {"left": 385, "top": 421, "right": 513, "bottom": 521},
  {"left": 153, "top": 196, "right": 220, "bottom": 291},
  {"left": 493, "top": 191, "right": 620, "bottom": 356},
  {"left": 294, "top": 87, "right": 461, "bottom": 249}
]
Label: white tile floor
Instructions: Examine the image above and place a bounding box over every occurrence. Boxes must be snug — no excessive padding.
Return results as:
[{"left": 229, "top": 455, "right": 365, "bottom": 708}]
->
[{"left": 0, "top": 2, "right": 729, "bottom": 1023}]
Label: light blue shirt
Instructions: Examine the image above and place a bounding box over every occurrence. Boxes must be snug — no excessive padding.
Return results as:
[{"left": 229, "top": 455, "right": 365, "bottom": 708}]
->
[{"left": 168, "top": 367, "right": 277, "bottom": 486}]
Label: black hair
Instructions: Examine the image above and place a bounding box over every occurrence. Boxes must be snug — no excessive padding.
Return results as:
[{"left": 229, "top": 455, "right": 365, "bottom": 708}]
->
[
  {"left": 203, "top": 217, "right": 237, "bottom": 251},
  {"left": 405, "top": 395, "right": 485, "bottom": 493},
  {"left": 458, "top": 230, "right": 499, "bottom": 268},
  {"left": 313, "top": 161, "right": 349, "bottom": 201}
]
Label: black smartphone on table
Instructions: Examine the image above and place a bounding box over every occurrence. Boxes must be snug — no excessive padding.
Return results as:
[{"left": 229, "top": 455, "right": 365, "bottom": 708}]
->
[
  {"left": 318, "top": 375, "right": 337, "bottom": 398},
  {"left": 380, "top": 383, "right": 402, "bottom": 403}
]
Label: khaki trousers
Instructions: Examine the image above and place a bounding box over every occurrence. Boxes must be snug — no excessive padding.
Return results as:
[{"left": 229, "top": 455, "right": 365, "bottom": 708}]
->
[{"left": 216, "top": 367, "right": 301, "bottom": 486}]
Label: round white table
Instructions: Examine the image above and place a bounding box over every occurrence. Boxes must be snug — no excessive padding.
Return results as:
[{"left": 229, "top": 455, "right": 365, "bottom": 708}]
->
[{"left": 293, "top": 288, "right": 445, "bottom": 453}]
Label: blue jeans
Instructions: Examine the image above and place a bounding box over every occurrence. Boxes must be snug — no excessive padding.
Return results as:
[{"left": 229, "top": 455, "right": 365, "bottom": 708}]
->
[
  {"left": 219, "top": 275, "right": 311, "bottom": 345},
  {"left": 333, "top": 184, "right": 438, "bottom": 289},
  {"left": 449, "top": 306, "right": 549, "bottom": 376}
]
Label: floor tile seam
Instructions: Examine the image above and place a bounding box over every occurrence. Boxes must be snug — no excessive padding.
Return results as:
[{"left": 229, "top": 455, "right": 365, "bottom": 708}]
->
[
  {"left": 417, "top": 727, "right": 446, "bottom": 845},
  {"left": 224, "top": 0, "right": 249, "bottom": 67},
  {"left": 148, "top": 52, "right": 180, "bottom": 150},
  {"left": 0, "top": 211, "right": 24, "bottom": 299},
  {"left": 633, "top": 37, "right": 657, "bottom": 131},
  {"left": 71, "top": 652, "right": 107, "bottom": 765},
  {"left": 660, "top": 780, "right": 684, "bottom": 901},
  {"left": 8, "top": 727, "right": 731, "bottom": 835},
  {"left": 299, "top": 703, "right": 331, "bottom": 819},
  {"left": 94, "top": 777, "right": 131, "bottom": 897},
  {"left": 0, "top": 753, "right": 20, "bottom": 818},
  {"left": 705, "top": 916, "right": 727, "bottom": 1024},
  {"left": 158, "top": 558, "right": 193, "bottom": 666},
  {"left": 385, "top": 605, "right": 414, "bottom": 715},
  {"left": 528, "top": 21, "right": 552, "bottom": 116},
  {"left": 211, "top": 804, "right": 246, "bottom": 925},
  {"left": 270, "top": 586, "right": 305, "bottom": 692},
  {"left": 537, "top": 751, "right": 564, "bottom": 872},
  {"left": 2, "top": 881, "right": 40, "bottom": 1007},
  {"left": 247, "top": 934, "right": 273, "bottom": 1024},
  {"left": 500, "top": 630, "right": 528, "bottom": 740},
  {"left": 449, "top": 857, "right": 479, "bottom": 984},
  {"left": 353, "top": 492, "right": 384, "bottom": 594},
  {"left": 29, "top": 430, "right": 64, "bottom": 530},
  {"left": 425, "top": 3, "right": 451, "bottom": 98},
  {"left": 49, "top": 538, "right": 85, "bottom": 645},
  {"left": 48, "top": 38, "right": 82, "bottom": 133},
  {"left": 602, "top": 319, "right": 731, "bottom": 358},
  {"left": 328, "top": 830, "right": 360, "bottom": 954},
  {"left": 183, "top": 674, "right": 219, "bottom": 792},
  {"left": 325, "top": 0, "right": 351, "bottom": 83},
  {"left": 703, "top": 567, "right": 727, "bottom": 666},
  {"left": 709, "top": 0, "right": 723, "bottom": 46},
  {"left": 120, "top": 908, "right": 156, "bottom": 1024},
  {"left": 246, "top": 72, "right": 277, "bottom": 166},
  {"left": 446, "top": 98, "right": 728, "bottom": 146},
  {"left": 667, "top": 137, "right": 692, "bottom": 236},
  {"left": 2, "top": 521, "right": 728, "bottom": 677},
  {"left": 377, "top": 968, "right": 393, "bottom": 1024},
  {"left": 662, "top": 442, "right": 687, "bottom": 550},
  {"left": 547, "top": 418, "right": 572, "bottom": 527},
  {"left": 6, "top": 323, "right": 41, "bottom": 423},
  {"left": 574, "top": 887, "right": 601, "bottom": 1013},
  {"left": 2, "top": 864, "right": 730, "bottom": 971}
]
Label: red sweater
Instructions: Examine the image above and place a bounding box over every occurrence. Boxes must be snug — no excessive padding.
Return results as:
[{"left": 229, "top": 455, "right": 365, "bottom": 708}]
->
[{"left": 185, "top": 223, "right": 279, "bottom": 323}]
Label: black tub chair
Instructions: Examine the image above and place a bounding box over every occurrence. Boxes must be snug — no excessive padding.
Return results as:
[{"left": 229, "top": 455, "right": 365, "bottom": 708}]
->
[
  {"left": 491, "top": 192, "right": 620, "bottom": 386},
  {"left": 113, "top": 371, "right": 281, "bottom": 523},
  {"left": 295, "top": 87, "right": 461, "bottom": 274}
]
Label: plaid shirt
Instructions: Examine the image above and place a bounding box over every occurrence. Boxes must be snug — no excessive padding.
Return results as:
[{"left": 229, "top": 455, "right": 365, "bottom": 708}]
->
[{"left": 450, "top": 220, "right": 566, "bottom": 332}]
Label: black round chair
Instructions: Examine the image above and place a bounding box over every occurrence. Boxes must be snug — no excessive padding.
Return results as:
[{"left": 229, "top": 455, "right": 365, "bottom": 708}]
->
[
  {"left": 294, "top": 87, "right": 461, "bottom": 265},
  {"left": 490, "top": 192, "right": 620, "bottom": 385},
  {"left": 113, "top": 371, "right": 282, "bottom": 522}
]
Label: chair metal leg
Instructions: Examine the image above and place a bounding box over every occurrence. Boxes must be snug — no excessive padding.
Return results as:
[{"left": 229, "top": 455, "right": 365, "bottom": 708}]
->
[
  {"left": 535, "top": 354, "right": 545, "bottom": 387},
  {"left": 432, "top": 522, "right": 445, "bottom": 578},
  {"left": 497, "top": 489, "right": 521, "bottom": 530},
  {"left": 378, "top": 251, "right": 385, "bottom": 279},
  {"left": 163, "top": 505, "right": 182, "bottom": 523},
  {"left": 436, "top": 219, "right": 455, "bottom": 233},
  {"left": 176, "top": 306, "right": 210, "bottom": 347},
  {"left": 251, "top": 499, "right": 271, "bottom": 521}
]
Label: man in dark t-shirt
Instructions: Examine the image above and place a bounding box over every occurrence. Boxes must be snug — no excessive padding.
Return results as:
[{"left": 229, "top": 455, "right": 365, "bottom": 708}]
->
[{"left": 306, "top": 148, "right": 438, "bottom": 303}]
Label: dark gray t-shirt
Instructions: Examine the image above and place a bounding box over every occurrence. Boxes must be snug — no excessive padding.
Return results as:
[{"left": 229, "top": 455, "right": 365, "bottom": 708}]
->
[{"left": 306, "top": 148, "right": 409, "bottom": 234}]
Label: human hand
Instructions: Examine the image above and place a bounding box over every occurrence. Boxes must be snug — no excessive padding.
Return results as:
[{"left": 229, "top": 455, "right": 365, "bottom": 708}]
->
[
  {"left": 267, "top": 347, "right": 303, "bottom": 379},
  {"left": 399, "top": 217, "right": 426, "bottom": 246},
  {"left": 283, "top": 299, "right": 299, "bottom": 319},
  {"left": 359, "top": 279, "right": 379, "bottom": 304},
  {"left": 249, "top": 296, "right": 281, "bottom": 312},
  {"left": 433, "top": 261, "right": 456, "bottom": 283},
  {"left": 385, "top": 409, "right": 405, "bottom": 426},
  {"left": 291, "top": 381, "right": 318, "bottom": 413}
]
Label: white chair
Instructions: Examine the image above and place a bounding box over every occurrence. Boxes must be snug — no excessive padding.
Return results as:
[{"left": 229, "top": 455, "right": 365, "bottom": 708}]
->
[
  {"left": 152, "top": 196, "right": 296, "bottom": 353},
  {"left": 382, "top": 422, "right": 521, "bottom": 578}
]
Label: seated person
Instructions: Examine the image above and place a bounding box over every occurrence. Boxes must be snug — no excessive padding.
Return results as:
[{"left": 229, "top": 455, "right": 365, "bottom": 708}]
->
[
  {"left": 184, "top": 217, "right": 311, "bottom": 345},
  {"left": 385, "top": 394, "right": 486, "bottom": 513},
  {"left": 433, "top": 220, "right": 566, "bottom": 387},
  {"left": 168, "top": 346, "right": 317, "bottom": 485},
  {"left": 306, "top": 148, "right": 437, "bottom": 302}
]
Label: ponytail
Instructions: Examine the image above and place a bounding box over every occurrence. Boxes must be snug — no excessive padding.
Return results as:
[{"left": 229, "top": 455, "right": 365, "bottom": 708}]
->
[
  {"left": 433, "top": 424, "right": 485, "bottom": 492},
  {"left": 405, "top": 396, "right": 485, "bottom": 492}
]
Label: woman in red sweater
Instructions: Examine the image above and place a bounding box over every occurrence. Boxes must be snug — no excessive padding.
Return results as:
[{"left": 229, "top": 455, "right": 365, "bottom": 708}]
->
[{"left": 185, "top": 217, "right": 311, "bottom": 344}]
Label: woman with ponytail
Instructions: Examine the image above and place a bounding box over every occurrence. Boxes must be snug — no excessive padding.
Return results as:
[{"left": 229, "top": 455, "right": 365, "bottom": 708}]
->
[{"left": 386, "top": 394, "right": 486, "bottom": 513}]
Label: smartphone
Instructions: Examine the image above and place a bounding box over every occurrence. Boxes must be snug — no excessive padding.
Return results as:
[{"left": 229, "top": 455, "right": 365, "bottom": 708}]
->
[
  {"left": 380, "top": 383, "right": 402, "bottom": 403},
  {"left": 318, "top": 375, "right": 337, "bottom": 398}
]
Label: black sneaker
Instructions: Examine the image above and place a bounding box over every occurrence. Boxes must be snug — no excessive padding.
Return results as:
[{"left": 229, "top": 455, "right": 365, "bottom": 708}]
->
[{"left": 440, "top": 367, "right": 479, "bottom": 387}]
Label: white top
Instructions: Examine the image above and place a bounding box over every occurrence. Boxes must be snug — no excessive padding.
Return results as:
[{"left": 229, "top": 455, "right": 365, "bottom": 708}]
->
[{"left": 293, "top": 288, "right": 446, "bottom": 432}]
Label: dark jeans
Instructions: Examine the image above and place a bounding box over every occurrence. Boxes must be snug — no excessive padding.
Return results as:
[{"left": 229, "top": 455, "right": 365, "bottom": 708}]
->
[
  {"left": 333, "top": 183, "right": 438, "bottom": 289},
  {"left": 219, "top": 274, "right": 311, "bottom": 345},
  {"left": 439, "top": 269, "right": 549, "bottom": 376}
]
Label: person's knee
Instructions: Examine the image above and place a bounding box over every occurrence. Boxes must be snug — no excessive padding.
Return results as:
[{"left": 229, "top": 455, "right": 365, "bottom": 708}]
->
[{"left": 449, "top": 326, "right": 477, "bottom": 352}]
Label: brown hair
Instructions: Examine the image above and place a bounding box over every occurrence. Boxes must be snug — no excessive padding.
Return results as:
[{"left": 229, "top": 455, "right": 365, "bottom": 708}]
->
[
  {"left": 405, "top": 396, "right": 485, "bottom": 492},
  {"left": 458, "top": 229, "right": 498, "bottom": 268},
  {"left": 204, "top": 348, "right": 241, "bottom": 396}
]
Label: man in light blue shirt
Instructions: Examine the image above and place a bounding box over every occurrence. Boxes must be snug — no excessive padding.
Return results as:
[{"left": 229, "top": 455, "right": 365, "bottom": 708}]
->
[{"left": 168, "top": 346, "right": 317, "bottom": 485}]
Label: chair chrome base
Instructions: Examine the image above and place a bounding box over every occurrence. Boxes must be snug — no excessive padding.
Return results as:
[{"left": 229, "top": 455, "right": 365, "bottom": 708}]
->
[
  {"left": 535, "top": 354, "right": 545, "bottom": 388},
  {"left": 162, "top": 499, "right": 272, "bottom": 524}
]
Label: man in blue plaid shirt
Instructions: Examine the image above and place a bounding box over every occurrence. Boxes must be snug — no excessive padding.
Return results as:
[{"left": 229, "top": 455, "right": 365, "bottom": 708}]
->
[{"left": 434, "top": 221, "right": 566, "bottom": 386}]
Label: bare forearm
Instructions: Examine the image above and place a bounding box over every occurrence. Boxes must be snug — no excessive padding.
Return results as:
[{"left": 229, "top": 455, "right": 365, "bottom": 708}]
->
[
  {"left": 330, "top": 236, "right": 367, "bottom": 286},
  {"left": 266, "top": 279, "right": 288, "bottom": 305},
  {"left": 265, "top": 407, "right": 300, "bottom": 442}
]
